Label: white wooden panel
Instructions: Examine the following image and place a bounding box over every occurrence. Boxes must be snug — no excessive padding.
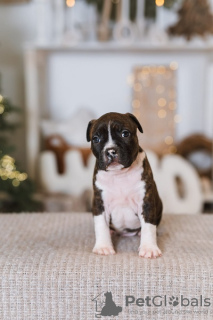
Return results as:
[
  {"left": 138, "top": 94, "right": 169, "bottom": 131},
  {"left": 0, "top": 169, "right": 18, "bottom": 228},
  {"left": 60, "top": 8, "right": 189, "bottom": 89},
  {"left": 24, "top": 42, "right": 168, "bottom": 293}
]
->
[{"left": 47, "top": 50, "right": 208, "bottom": 140}]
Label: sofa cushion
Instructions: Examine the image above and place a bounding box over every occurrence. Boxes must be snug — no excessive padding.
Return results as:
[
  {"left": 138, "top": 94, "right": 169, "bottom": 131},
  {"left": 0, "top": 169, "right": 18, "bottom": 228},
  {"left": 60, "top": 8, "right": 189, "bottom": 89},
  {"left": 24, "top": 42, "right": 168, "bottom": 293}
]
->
[{"left": 0, "top": 213, "right": 212, "bottom": 319}]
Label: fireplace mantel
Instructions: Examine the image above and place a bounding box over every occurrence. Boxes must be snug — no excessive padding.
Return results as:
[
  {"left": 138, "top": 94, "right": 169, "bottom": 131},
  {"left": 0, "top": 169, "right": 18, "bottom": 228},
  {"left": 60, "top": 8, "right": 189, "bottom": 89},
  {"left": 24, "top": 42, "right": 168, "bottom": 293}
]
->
[
  {"left": 24, "top": 43, "right": 213, "bottom": 179},
  {"left": 26, "top": 42, "right": 213, "bottom": 52}
]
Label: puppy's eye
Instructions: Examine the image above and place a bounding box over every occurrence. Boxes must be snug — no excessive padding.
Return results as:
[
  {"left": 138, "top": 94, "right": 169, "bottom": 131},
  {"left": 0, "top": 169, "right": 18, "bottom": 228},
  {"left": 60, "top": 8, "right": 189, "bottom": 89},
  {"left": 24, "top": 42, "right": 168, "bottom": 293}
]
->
[
  {"left": 121, "top": 130, "right": 130, "bottom": 138},
  {"left": 92, "top": 136, "right": 100, "bottom": 144}
]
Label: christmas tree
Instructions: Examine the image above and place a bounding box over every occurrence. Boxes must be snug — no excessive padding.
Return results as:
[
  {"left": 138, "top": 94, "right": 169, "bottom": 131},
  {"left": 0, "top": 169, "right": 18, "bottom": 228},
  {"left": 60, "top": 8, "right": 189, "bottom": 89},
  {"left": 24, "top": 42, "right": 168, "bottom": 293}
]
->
[
  {"left": 168, "top": 0, "right": 213, "bottom": 40},
  {"left": 0, "top": 85, "right": 42, "bottom": 213}
]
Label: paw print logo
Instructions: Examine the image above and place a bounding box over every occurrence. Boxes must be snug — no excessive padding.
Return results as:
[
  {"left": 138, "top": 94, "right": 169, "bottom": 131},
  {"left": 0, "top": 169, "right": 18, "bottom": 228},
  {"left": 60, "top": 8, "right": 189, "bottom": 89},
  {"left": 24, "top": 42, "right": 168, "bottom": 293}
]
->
[{"left": 169, "top": 296, "right": 179, "bottom": 307}]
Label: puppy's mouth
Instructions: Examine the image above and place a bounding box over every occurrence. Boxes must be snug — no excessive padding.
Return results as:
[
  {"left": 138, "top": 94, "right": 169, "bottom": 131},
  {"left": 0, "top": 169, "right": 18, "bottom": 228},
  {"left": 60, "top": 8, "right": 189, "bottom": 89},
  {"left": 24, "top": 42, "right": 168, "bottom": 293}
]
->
[{"left": 105, "top": 155, "right": 124, "bottom": 171}]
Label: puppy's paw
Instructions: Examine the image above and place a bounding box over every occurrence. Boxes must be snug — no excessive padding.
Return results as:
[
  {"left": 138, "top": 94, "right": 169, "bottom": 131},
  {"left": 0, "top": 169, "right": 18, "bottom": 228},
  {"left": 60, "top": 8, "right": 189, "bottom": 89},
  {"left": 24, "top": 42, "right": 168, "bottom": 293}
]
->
[
  {"left": 138, "top": 244, "right": 162, "bottom": 259},
  {"left": 93, "top": 245, "right": 115, "bottom": 256}
]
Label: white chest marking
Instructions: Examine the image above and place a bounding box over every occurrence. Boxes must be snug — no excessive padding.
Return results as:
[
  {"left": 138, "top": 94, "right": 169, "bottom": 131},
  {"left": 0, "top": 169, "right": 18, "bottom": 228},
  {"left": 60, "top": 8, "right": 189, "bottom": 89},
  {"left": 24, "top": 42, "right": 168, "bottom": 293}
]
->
[{"left": 95, "top": 152, "right": 146, "bottom": 232}]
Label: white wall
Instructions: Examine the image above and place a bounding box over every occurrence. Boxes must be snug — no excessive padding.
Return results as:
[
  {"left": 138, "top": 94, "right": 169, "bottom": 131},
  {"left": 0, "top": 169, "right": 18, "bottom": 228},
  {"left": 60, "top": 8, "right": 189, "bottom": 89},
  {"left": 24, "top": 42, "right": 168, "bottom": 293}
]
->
[
  {"left": 48, "top": 49, "right": 212, "bottom": 142},
  {"left": 0, "top": 2, "right": 36, "bottom": 169}
]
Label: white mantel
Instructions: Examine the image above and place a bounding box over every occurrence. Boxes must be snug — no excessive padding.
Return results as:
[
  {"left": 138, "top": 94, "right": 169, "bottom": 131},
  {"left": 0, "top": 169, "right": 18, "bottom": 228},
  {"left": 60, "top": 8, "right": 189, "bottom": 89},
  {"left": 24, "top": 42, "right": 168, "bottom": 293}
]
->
[
  {"left": 26, "top": 41, "right": 213, "bottom": 52},
  {"left": 24, "top": 43, "right": 213, "bottom": 179}
]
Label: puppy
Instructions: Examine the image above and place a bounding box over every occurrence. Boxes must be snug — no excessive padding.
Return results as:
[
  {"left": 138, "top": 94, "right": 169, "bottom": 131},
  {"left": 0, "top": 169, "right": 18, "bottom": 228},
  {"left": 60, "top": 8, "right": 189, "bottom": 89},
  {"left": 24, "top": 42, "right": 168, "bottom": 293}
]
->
[{"left": 86, "top": 112, "right": 162, "bottom": 258}]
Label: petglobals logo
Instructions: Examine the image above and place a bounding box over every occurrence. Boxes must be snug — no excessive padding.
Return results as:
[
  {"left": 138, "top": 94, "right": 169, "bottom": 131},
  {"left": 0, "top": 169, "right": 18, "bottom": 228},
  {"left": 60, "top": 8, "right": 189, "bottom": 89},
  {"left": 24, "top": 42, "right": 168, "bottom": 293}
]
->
[
  {"left": 92, "top": 293, "right": 211, "bottom": 318},
  {"left": 125, "top": 295, "right": 211, "bottom": 308},
  {"left": 92, "top": 291, "right": 122, "bottom": 318}
]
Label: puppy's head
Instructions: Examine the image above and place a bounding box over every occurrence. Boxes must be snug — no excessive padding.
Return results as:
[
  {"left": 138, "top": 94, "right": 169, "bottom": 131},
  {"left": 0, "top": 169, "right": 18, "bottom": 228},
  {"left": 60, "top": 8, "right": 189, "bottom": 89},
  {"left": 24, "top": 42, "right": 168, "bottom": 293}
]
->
[{"left": 86, "top": 112, "right": 143, "bottom": 171}]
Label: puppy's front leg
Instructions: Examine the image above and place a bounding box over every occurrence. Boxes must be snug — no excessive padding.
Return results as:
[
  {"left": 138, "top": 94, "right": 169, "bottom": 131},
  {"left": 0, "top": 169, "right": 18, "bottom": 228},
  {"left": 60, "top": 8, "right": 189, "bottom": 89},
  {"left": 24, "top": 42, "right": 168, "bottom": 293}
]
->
[
  {"left": 138, "top": 215, "right": 162, "bottom": 259},
  {"left": 93, "top": 214, "right": 115, "bottom": 255}
]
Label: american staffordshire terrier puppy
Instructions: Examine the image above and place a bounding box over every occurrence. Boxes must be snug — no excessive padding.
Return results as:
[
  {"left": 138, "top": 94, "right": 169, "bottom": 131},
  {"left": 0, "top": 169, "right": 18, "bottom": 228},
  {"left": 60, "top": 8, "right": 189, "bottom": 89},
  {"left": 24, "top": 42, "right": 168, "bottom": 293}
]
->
[{"left": 86, "top": 112, "right": 162, "bottom": 258}]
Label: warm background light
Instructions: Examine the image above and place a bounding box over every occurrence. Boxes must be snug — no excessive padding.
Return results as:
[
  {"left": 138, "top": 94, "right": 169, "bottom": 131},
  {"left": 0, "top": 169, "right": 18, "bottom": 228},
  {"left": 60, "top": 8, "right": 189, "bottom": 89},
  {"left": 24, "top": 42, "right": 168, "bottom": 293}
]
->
[
  {"left": 155, "top": 0, "right": 165, "bottom": 7},
  {"left": 158, "top": 98, "right": 167, "bottom": 107},
  {"left": 0, "top": 105, "right": 4, "bottom": 114},
  {"left": 132, "top": 99, "right": 140, "bottom": 109},
  {"left": 66, "top": 0, "right": 75, "bottom": 8},
  {"left": 165, "top": 136, "right": 174, "bottom": 145},
  {"left": 174, "top": 114, "right": 182, "bottom": 123},
  {"left": 158, "top": 109, "right": 167, "bottom": 118}
]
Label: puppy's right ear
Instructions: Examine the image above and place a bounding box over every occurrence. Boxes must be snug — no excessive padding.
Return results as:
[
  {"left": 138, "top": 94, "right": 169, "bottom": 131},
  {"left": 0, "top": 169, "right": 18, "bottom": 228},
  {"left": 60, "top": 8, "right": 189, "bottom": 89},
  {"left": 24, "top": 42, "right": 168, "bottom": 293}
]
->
[{"left": 86, "top": 120, "right": 95, "bottom": 142}]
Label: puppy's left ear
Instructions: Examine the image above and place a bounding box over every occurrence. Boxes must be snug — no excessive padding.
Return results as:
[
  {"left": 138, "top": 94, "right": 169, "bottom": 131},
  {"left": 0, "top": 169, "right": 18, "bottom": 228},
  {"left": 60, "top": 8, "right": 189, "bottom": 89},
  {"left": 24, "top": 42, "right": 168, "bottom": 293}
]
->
[
  {"left": 126, "top": 113, "right": 143, "bottom": 133},
  {"left": 86, "top": 120, "right": 95, "bottom": 142}
]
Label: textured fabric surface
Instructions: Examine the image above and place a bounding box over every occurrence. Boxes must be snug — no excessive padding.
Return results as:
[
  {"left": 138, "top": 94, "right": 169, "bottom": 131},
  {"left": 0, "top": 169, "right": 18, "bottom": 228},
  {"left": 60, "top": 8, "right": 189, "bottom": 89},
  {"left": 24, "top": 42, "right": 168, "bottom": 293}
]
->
[{"left": 0, "top": 213, "right": 212, "bottom": 320}]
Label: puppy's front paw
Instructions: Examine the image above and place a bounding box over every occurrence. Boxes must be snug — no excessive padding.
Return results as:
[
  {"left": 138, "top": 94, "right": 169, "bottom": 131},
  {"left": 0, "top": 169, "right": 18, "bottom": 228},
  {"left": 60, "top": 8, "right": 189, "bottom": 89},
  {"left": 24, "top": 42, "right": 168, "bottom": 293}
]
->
[
  {"left": 93, "top": 245, "right": 115, "bottom": 256},
  {"left": 139, "top": 244, "right": 162, "bottom": 259}
]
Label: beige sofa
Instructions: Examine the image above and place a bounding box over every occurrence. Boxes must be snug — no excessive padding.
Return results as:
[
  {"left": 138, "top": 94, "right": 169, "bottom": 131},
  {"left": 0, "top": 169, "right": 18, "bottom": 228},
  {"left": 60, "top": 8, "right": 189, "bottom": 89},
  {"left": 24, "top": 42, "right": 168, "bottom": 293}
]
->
[{"left": 0, "top": 213, "right": 212, "bottom": 319}]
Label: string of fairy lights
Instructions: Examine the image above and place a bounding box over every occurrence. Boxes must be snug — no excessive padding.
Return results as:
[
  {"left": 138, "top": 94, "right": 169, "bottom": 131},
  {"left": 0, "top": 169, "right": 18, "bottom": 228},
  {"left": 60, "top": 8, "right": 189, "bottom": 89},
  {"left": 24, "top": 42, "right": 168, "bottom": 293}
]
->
[
  {"left": 128, "top": 62, "right": 182, "bottom": 155},
  {"left": 0, "top": 94, "right": 28, "bottom": 187},
  {"left": 0, "top": 156, "right": 28, "bottom": 187},
  {"left": 0, "top": 94, "right": 4, "bottom": 114}
]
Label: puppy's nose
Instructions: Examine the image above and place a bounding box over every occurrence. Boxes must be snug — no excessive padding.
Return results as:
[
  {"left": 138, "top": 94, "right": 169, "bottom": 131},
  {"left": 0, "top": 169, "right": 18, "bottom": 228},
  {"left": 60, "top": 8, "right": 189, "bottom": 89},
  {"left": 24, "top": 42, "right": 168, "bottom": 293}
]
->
[{"left": 106, "top": 148, "right": 117, "bottom": 158}]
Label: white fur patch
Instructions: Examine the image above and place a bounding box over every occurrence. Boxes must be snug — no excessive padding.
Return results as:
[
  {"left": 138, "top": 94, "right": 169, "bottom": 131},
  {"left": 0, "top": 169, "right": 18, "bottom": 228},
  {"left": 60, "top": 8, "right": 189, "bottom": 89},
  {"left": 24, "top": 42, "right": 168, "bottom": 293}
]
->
[
  {"left": 103, "top": 121, "right": 116, "bottom": 151},
  {"left": 138, "top": 215, "right": 162, "bottom": 258},
  {"left": 107, "top": 163, "right": 124, "bottom": 171},
  {"left": 93, "top": 215, "right": 115, "bottom": 255},
  {"left": 95, "top": 152, "right": 146, "bottom": 233}
]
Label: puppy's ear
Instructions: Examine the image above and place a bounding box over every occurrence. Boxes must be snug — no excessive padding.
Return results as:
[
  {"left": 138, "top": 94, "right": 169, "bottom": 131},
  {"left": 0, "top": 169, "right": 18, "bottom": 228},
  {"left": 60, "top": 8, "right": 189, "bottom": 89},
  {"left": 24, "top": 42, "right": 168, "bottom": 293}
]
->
[
  {"left": 86, "top": 120, "right": 95, "bottom": 142},
  {"left": 126, "top": 113, "right": 143, "bottom": 133}
]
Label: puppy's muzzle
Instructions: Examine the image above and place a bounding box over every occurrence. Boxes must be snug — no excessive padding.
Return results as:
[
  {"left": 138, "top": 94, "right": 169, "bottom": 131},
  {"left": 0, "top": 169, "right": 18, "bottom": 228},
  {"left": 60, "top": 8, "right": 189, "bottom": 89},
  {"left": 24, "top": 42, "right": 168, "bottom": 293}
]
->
[{"left": 105, "top": 148, "right": 118, "bottom": 163}]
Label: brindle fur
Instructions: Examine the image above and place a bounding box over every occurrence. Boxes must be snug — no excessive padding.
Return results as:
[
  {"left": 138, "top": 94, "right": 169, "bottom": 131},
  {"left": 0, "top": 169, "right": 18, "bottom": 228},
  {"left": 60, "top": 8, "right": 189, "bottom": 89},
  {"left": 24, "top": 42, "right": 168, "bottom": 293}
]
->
[
  {"left": 92, "top": 162, "right": 104, "bottom": 216},
  {"left": 87, "top": 112, "right": 163, "bottom": 227},
  {"left": 141, "top": 154, "right": 162, "bottom": 226},
  {"left": 87, "top": 113, "right": 143, "bottom": 171}
]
